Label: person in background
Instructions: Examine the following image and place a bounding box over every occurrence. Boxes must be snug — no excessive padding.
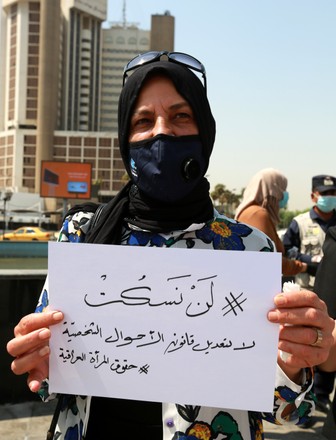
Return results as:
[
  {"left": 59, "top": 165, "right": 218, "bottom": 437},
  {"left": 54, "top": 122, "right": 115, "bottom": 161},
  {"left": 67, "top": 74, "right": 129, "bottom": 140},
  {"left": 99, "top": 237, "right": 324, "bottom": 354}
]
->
[
  {"left": 313, "top": 225, "right": 336, "bottom": 438},
  {"left": 6, "top": 52, "right": 334, "bottom": 440},
  {"left": 318, "top": 321, "right": 336, "bottom": 440},
  {"left": 283, "top": 174, "right": 336, "bottom": 291},
  {"left": 235, "top": 168, "right": 308, "bottom": 277},
  {"left": 283, "top": 174, "right": 336, "bottom": 416}
]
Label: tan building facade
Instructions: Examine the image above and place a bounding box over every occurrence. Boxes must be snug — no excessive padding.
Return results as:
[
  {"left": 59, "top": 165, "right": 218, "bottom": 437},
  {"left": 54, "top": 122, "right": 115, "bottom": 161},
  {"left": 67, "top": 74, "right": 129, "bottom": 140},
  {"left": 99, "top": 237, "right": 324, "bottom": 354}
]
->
[
  {"left": 0, "top": 0, "right": 111, "bottom": 202},
  {"left": 0, "top": 1, "right": 175, "bottom": 217},
  {"left": 150, "top": 12, "right": 175, "bottom": 52},
  {"left": 100, "top": 11, "right": 174, "bottom": 132},
  {"left": 100, "top": 24, "right": 150, "bottom": 132}
]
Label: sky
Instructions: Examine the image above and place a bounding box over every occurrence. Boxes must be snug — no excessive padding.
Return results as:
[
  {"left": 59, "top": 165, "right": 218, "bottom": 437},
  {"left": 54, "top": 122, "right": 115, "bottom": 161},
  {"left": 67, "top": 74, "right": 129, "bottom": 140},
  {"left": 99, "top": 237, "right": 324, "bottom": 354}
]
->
[{"left": 106, "top": 0, "right": 336, "bottom": 211}]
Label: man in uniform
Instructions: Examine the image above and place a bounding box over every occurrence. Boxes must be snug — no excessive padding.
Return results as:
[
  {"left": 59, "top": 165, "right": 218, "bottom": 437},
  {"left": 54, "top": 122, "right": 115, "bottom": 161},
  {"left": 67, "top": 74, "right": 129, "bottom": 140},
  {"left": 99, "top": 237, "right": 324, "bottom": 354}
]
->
[{"left": 283, "top": 174, "right": 336, "bottom": 418}]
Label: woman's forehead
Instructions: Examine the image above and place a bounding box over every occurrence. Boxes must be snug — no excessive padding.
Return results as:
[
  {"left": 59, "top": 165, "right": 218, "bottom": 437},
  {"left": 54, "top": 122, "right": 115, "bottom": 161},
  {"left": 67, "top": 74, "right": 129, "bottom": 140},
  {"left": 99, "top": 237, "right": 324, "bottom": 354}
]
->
[
  {"left": 132, "top": 75, "right": 189, "bottom": 108},
  {"left": 138, "top": 73, "right": 177, "bottom": 94}
]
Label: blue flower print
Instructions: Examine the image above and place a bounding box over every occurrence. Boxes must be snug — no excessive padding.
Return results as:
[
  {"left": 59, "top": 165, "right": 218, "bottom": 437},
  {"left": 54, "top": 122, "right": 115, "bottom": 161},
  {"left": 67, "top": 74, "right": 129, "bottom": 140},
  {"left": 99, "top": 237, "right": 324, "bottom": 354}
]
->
[
  {"left": 35, "top": 289, "right": 49, "bottom": 313},
  {"left": 128, "top": 230, "right": 169, "bottom": 247},
  {"left": 196, "top": 218, "right": 253, "bottom": 250}
]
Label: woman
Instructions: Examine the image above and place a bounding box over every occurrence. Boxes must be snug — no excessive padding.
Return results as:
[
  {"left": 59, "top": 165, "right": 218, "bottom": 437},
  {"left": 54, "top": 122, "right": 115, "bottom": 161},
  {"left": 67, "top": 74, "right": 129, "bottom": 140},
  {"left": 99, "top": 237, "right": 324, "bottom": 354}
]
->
[
  {"left": 235, "top": 168, "right": 308, "bottom": 277},
  {"left": 7, "top": 52, "right": 333, "bottom": 440}
]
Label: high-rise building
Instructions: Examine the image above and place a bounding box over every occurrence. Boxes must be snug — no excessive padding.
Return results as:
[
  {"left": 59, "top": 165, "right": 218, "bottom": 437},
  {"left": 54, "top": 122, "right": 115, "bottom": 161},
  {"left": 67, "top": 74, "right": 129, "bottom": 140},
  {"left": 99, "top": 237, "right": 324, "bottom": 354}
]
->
[
  {"left": 100, "top": 11, "right": 174, "bottom": 132},
  {"left": 150, "top": 11, "right": 174, "bottom": 52},
  {"left": 100, "top": 24, "right": 150, "bottom": 132},
  {"left": 0, "top": 0, "right": 174, "bottom": 218},
  {"left": 0, "top": 0, "right": 121, "bottom": 207}
]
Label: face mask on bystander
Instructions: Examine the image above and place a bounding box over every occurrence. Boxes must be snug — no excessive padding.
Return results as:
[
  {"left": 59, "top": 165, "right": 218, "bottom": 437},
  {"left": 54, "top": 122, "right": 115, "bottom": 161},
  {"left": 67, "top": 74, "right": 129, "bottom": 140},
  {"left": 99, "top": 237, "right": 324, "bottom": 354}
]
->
[
  {"left": 279, "top": 191, "right": 289, "bottom": 209},
  {"left": 315, "top": 195, "right": 336, "bottom": 213}
]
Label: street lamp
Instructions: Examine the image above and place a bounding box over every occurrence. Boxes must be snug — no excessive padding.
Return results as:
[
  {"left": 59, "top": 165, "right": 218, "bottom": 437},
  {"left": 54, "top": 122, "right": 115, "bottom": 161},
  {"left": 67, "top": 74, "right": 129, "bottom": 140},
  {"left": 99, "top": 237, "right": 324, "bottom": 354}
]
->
[{"left": 1, "top": 189, "right": 13, "bottom": 238}]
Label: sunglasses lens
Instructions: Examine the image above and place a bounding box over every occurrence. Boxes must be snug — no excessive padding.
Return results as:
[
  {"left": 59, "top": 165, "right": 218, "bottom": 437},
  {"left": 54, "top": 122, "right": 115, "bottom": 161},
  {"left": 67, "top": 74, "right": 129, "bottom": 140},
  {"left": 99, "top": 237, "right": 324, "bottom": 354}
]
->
[
  {"left": 126, "top": 51, "right": 161, "bottom": 71},
  {"left": 169, "top": 53, "right": 205, "bottom": 73}
]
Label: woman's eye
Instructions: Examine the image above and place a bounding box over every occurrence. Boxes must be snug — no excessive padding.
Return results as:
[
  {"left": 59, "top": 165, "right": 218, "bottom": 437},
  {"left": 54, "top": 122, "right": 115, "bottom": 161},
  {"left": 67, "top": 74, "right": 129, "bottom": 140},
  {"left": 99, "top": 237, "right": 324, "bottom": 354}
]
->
[
  {"left": 175, "top": 112, "right": 191, "bottom": 120},
  {"left": 133, "top": 118, "right": 151, "bottom": 127}
]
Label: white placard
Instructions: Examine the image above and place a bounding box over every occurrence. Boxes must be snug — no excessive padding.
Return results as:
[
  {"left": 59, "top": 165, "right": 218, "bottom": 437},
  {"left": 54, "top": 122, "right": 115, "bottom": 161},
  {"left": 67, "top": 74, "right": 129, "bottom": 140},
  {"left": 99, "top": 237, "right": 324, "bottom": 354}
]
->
[{"left": 48, "top": 242, "right": 281, "bottom": 411}]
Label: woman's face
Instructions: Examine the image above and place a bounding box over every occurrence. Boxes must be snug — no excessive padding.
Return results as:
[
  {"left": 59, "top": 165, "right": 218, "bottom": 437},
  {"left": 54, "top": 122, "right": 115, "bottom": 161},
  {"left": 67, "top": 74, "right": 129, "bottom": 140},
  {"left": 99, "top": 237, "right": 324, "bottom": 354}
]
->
[{"left": 128, "top": 75, "right": 199, "bottom": 142}]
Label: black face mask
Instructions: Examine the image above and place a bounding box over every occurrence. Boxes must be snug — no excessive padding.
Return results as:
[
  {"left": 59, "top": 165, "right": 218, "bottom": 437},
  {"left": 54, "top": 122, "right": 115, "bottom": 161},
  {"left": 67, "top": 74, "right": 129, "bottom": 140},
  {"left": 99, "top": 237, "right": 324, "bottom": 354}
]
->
[{"left": 129, "top": 134, "right": 206, "bottom": 203}]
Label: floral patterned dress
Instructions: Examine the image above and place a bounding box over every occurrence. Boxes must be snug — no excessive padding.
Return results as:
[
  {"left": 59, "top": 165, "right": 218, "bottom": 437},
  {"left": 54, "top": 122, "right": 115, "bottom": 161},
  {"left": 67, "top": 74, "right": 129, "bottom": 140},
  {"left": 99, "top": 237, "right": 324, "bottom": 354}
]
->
[{"left": 37, "top": 209, "right": 315, "bottom": 440}]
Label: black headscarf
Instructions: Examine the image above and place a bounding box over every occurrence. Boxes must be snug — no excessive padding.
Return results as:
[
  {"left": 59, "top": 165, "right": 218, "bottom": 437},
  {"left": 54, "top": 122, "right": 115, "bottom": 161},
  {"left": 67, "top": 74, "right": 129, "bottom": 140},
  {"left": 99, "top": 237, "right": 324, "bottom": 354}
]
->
[
  {"left": 118, "top": 61, "right": 216, "bottom": 176},
  {"left": 84, "top": 60, "right": 216, "bottom": 244}
]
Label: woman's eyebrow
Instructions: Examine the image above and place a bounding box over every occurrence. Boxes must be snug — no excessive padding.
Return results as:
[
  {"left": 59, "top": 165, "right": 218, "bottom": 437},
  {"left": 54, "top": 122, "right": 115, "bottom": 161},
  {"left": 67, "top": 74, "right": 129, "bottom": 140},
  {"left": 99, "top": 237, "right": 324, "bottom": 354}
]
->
[
  {"left": 169, "top": 101, "right": 192, "bottom": 111},
  {"left": 132, "top": 108, "right": 153, "bottom": 116}
]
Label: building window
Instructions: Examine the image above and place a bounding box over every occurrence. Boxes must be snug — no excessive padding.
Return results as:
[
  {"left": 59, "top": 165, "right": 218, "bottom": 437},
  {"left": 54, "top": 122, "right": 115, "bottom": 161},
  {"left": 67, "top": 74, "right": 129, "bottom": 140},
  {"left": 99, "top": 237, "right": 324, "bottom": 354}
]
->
[
  {"left": 69, "top": 137, "right": 82, "bottom": 146},
  {"left": 27, "top": 78, "right": 38, "bottom": 87},
  {"left": 28, "top": 56, "right": 39, "bottom": 65},
  {"left": 84, "top": 148, "right": 96, "bottom": 157},
  {"left": 54, "top": 136, "right": 67, "bottom": 145},
  {"left": 26, "top": 110, "right": 37, "bottom": 119},
  {"left": 27, "top": 99, "right": 37, "bottom": 109},
  {"left": 29, "top": 12, "right": 39, "bottom": 22},
  {"left": 28, "top": 35, "right": 39, "bottom": 44},
  {"left": 24, "top": 146, "right": 36, "bottom": 155},
  {"left": 23, "top": 179, "right": 35, "bottom": 188},
  {"left": 23, "top": 157, "right": 35, "bottom": 165},
  {"left": 27, "top": 89, "right": 38, "bottom": 98},
  {"left": 69, "top": 148, "right": 81, "bottom": 157},
  {"left": 29, "top": 2, "right": 40, "bottom": 12},
  {"left": 84, "top": 138, "right": 97, "bottom": 147},
  {"left": 24, "top": 135, "right": 36, "bottom": 144},
  {"left": 113, "top": 158, "right": 124, "bottom": 168},
  {"left": 23, "top": 167, "right": 35, "bottom": 177},
  {"left": 99, "top": 149, "right": 111, "bottom": 158},
  {"left": 113, "top": 148, "right": 121, "bottom": 158},
  {"left": 53, "top": 147, "right": 66, "bottom": 157},
  {"left": 98, "top": 159, "right": 111, "bottom": 168},
  {"left": 29, "top": 24, "right": 40, "bottom": 33},
  {"left": 99, "top": 138, "right": 112, "bottom": 147}
]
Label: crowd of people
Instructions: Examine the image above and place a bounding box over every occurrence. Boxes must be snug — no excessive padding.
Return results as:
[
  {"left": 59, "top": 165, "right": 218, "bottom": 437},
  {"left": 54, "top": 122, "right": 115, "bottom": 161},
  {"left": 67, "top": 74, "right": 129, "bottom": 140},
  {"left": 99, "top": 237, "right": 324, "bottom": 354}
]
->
[
  {"left": 236, "top": 168, "right": 336, "bottom": 436},
  {"left": 6, "top": 51, "right": 336, "bottom": 440}
]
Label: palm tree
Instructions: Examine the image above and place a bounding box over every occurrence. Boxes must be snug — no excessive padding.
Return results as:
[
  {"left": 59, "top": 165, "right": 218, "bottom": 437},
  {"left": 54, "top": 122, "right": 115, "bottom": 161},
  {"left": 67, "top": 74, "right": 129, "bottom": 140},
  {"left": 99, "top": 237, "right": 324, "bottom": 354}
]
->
[{"left": 210, "top": 184, "right": 242, "bottom": 217}]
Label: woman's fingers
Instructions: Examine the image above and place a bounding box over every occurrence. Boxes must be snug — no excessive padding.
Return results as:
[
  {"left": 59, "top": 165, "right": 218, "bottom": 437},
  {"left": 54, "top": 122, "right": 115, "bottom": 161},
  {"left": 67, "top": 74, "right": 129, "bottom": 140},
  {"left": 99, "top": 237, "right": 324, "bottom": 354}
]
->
[
  {"left": 10, "top": 342, "right": 50, "bottom": 376},
  {"left": 8, "top": 311, "right": 63, "bottom": 357},
  {"left": 13, "top": 311, "right": 63, "bottom": 337},
  {"left": 268, "top": 290, "right": 334, "bottom": 368},
  {"left": 278, "top": 329, "right": 333, "bottom": 367},
  {"left": 6, "top": 310, "right": 63, "bottom": 387},
  {"left": 268, "top": 290, "right": 331, "bottom": 329},
  {"left": 27, "top": 362, "right": 50, "bottom": 392},
  {"left": 279, "top": 324, "right": 329, "bottom": 347},
  {"left": 7, "top": 328, "right": 51, "bottom": 359}
]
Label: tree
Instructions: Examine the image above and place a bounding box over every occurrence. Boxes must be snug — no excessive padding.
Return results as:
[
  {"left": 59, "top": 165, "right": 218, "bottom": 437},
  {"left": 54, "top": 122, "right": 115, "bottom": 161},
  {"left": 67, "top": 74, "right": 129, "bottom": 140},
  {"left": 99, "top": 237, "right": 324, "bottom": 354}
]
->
[
  {"left": 210, "top": 184, "right": 242, "bottom": 217},
  {"left": 279, "top": 208, "right": 309, "bottom": 229}
]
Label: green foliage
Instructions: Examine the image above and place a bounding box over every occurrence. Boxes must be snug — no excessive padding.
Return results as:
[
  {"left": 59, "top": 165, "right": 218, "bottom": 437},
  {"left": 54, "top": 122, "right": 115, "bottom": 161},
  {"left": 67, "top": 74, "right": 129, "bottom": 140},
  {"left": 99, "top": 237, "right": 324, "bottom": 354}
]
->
[
  {"left": 210, "top": 184, "right": 243, "bottom": 218},
  {"left": 279, "top": 208, "right": 309, "bottom": 228}
]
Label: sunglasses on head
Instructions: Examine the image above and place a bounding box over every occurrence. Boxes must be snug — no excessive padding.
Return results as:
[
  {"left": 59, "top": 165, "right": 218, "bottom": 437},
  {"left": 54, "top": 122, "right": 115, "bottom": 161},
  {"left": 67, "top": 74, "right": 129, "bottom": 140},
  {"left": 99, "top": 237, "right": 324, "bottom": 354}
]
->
[{"left": 122, "top": 50, "right": 207, "bottom": 92}]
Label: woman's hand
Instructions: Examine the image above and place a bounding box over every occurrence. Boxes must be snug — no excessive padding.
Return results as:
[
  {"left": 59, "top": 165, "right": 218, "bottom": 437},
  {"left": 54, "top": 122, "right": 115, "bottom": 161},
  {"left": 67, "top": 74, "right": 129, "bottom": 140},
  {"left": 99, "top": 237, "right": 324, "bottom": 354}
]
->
[
  {"left": 267, "top": 289, "right": 334, "bottom": 382},
  {"left": 319, "top": 320, "right": 336, "bottom": 372},
  {"left": 6, "top": 311, "right": 64, "bottom": 392}
]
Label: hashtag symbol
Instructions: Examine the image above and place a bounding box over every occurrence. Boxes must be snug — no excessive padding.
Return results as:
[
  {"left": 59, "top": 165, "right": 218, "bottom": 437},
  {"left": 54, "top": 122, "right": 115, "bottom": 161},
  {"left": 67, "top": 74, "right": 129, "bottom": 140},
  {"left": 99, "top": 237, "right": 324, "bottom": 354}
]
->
[
  {"left": 222, "top": 292, "right": 247, "bottom": 316},
  {"left": 139, "top": 364, "right": 150, "bottom": 374}
]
